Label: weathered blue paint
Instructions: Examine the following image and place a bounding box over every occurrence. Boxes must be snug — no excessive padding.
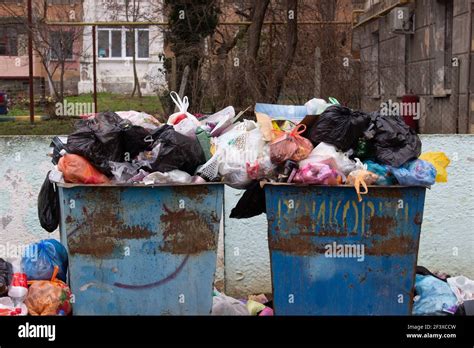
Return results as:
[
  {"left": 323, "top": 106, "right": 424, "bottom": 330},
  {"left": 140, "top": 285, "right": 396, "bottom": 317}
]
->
[
  {"left": 57, "top": 183, "right": 224, "bottom": 315},
  {"left": 265, "top": 184, "right": 426, "bottom": 315}
]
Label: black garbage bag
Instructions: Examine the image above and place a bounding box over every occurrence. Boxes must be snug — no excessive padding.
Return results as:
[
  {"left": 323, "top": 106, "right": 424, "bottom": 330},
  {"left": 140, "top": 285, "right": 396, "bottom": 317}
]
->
[
  {"left": 0, "top": 258, "right": 12, "bottom": 297},
  {"left": 230, "top": 181, "right": 266, "bottom": 219},
  {"left": 66, "top": 112, "right": 152, "bottom": 175},
  {"left": 367, "top": 112, "right": 421, "bottom": 167},
  {"left": 49, "top": 136, "right": 68, "bottom": 165},
  {"left": 146, "top": 125, "right": 205, "bottom": 175},
  {"left": 308, "top": 105, "right": 371, "bottom": 151},
  {"left": 123, "top": 125, "right": 154, "bottom": 160},
  {"left": 38, "top": 171, "right": 60, "bottom": 232}
]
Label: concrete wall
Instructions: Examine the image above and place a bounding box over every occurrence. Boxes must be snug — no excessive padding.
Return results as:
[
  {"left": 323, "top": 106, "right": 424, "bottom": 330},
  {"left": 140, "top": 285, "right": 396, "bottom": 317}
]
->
[
  {"left": 0, "top": 135, "right": 473, "bottom": 297},
  {"left": 353, "top": 0, "right": 473, "bottom": 133}
]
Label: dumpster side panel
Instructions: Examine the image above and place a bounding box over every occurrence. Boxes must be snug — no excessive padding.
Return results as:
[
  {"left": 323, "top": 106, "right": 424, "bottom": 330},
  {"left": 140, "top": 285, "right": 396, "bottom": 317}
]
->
[
  {"left": 59, "top": 185, "right": 223, "bottom": 315},
  {"left": 265, "top": 185, "right": 426, "bottom": 315}
]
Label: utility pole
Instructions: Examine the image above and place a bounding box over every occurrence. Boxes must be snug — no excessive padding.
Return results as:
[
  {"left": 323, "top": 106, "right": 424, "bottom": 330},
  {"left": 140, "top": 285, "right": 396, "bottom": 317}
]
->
[{"left": 27, "top": 0, "right": 34, "bottom": 124}]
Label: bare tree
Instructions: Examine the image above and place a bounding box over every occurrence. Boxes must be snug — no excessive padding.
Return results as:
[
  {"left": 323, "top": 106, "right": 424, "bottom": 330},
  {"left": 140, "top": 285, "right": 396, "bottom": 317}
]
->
[{"left": 0, "top": 1, "right": 84, "bottom": 103}]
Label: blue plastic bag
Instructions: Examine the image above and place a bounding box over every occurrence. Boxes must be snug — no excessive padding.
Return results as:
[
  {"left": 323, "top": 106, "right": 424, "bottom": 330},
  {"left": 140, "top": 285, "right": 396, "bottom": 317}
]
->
[
  {"left": 21, "top": 239, "right": 68, "bottom": 282},
  {"left": 389, "top": 159, "right": 436, "bottom": 186},
  {"left": 364, "top": 160, "right": 397, "bottom": 185},
  {"left": 413, "top": 275, "right": 457, "bottom": 315}
]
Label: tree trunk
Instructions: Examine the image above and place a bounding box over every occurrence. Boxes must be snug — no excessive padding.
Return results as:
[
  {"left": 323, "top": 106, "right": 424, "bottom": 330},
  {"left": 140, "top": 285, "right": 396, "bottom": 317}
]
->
[
  {"left": 246, "top": 0, "right": 270, "bottom": 101},
  {"left": 265, "top": 0, "right": 298, "bottom": 103},
  {"left": 131, "top": 28, "right": 142, "bottom": 98}
]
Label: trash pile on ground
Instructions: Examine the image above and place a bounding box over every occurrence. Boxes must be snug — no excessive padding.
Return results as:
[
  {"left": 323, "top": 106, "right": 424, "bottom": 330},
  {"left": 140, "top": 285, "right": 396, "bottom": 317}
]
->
[
  {"left": 414, "top": 266, "right": 474, "bottom": 315},
  {"left": 0, "top": 239, "right": 71, "bottom": 316},
  {"left": 211, "top": 289, "right": 273, "bottom": 316}
]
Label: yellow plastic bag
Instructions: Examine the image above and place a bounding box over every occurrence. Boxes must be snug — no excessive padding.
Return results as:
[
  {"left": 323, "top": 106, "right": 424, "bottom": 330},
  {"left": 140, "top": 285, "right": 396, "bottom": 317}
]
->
[{"left": 419, "top": 152, "right": 450, "bottom": 183}]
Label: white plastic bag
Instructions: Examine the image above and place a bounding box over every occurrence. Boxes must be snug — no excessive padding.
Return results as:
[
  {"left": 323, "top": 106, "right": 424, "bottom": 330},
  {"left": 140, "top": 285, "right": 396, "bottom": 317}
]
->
[
  {"left": 167, "top": 91, "right": 200, "bottom": 138},
  {"left": 206, "top": 106, "right": 236, "bottom": 137},
  {"left": 447, "top": 276, "right": 474, "bottom": 304},
  {"left": 212, "top": 293, "right": 249, "bottom": 316},
  {"left": 116, "top": 111, "right": 160, "bottom": 130},
  {"left": 109, "top": 161, "right": 140, "bottom": 183},
  {"left": 216, "top": 122, "right": 265, "bottom": 188},
  {"left": 305, "top": 98, "right": 330, "bottom": 115},
  {"left": 300, "top": 142, "right": 364, "bottom": 176},
  {"left": 142, "top": 170, "right": 192, "bottom": 185}
]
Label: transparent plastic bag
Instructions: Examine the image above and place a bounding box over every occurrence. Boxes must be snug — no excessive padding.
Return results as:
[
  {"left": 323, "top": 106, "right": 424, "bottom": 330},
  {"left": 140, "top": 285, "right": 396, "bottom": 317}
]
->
[
  {"left": 167, "top": 91, "right": 200, "bottom": 138},
  {"left": 299, "top": 142, "right": 363, "bottom": 176},
  {"left": 142, "top": 170, "right": 192, "bottom": 185},
  {"left": 270, "top": 124, "right": 313, "bottom": 164},
  {"left": 25, "top": 266, "right": 72, "bottom": 316},
  {"left": 218, "top": 124, "right": 266, "bottom": 188},
  {"left": 116, "top": 110, "right": 161, "bottom": 130},
  {"left": 109, "top": 161, "right": 140, "bottom": 183},
  {"left": 346, "top": 169, "right": 379, "bottom": 202},
  {"left": 389, "top": 159, "right": 436, "bottom": 186}
]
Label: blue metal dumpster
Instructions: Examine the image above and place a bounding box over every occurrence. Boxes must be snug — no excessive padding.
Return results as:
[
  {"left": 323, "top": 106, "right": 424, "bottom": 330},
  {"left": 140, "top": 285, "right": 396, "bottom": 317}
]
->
[
  {"left": 264, "top": 184, "right": 426, "bottom": 315},
  {"left": 57, "top": 183, "right": 224, "bottom": 315}
]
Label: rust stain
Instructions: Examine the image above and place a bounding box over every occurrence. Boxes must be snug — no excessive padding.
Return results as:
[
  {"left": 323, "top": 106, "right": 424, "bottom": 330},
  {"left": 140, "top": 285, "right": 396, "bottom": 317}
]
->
[
  {"left": 365, "top": 188, "right": 403, "bottom": 199},
  {"left": 65, "top": 215, "right": 73, "bottom": 223},
  {"left": 67, "top": 188, "right": 154, "bottom": 257},
  {"left": 368, "top": 216, "right": 396, "bottom": 236},
  {"left": 295, "top": 214, "right": 312, "bottom": 228},
  {"left": 176, "top": 186, "right": 209, "bottom": 203},
  {"left": 318, "top": 224, "right": 349, "bottom": 237},
  {"left": 269, "top": 235, "right": 327, "bottom": 255},
  {"left": 365, "top": 235, "right": 416, "bottom": 256},
  {"left": 414, "top": 213, "right": 423, "bottom": 225},
  {"left": 159, "top": 205, "right": 216, "bottom": 254}
]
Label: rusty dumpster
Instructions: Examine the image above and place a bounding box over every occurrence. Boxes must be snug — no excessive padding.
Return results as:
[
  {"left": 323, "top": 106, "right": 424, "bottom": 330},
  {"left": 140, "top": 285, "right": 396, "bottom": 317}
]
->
[
  {"left": 264, "top": 184, "right": 426, "bottom": 315},
  {"left": 57, "top": 182, "right": 224, "bottom": 315}
]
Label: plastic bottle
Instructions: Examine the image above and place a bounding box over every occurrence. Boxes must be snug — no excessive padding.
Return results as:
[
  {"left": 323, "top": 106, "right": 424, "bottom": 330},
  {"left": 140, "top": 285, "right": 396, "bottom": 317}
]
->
[{"left": 8, "top": 257, "right": 28, "bottom": 308}]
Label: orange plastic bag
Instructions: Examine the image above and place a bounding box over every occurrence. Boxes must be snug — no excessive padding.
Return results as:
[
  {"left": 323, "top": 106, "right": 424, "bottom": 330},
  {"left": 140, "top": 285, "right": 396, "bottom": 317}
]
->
[
  {"left": 270, "top": 124, "right": 314, "bottom": 164},
  {"left": 25, "top": 266, "right": 72, "bottom": 316},
  {"left": 58, "top": 154, "right": 109, "bottom": 184},
  {"left": 346, "top": 169, "right": 379, "bottom": 202}
]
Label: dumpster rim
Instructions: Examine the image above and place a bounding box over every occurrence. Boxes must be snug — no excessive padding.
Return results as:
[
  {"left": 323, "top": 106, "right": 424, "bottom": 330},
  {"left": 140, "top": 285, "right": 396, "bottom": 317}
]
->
[
  {"left": 261, "top": 182, "right": 430, "bottom": 189},
  {"left": 55, "top": 182, "right": 225, "bottom": 188}
]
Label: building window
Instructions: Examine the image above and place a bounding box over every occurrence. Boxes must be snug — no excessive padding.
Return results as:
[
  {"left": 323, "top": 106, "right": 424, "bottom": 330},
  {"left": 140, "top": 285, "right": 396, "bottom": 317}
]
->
[
  {"left": 0, "top": 27, "right": 18, "bottom": 56},
  {"left": 97, "top": 27, "right": 149, "bottom": 59},
  {"left": 50, "top": 31, "right": 74, "bottom": 60}
]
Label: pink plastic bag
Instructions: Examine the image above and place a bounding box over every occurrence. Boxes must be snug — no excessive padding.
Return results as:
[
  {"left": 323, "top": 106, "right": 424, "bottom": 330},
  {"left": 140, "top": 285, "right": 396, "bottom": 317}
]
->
[
  {"left": 293, "top": 163, "right": 343, "bottom": 185},
  {"left": 270, "top": 124, "right": 314, "bottom": 164}
]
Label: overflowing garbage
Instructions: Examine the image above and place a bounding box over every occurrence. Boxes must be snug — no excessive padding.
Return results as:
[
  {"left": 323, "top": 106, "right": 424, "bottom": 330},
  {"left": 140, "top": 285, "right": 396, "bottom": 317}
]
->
[
  {"left": 23, "top": 92, "right": 460, "bottom": 316},
  {"left": 40, "top": 93, "right": 447, "bottom": 205}
]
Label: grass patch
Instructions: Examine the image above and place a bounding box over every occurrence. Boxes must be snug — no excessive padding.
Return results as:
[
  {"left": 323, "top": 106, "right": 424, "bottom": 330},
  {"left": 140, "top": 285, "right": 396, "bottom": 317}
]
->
[
  {"left": 1, "top": 93, "right": 164, "bottom": 135},
  {"left": 0, "top": 119, "right": 75, "bottom": 136}
]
